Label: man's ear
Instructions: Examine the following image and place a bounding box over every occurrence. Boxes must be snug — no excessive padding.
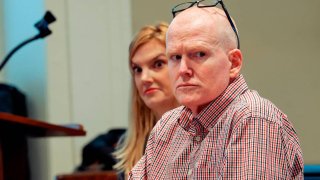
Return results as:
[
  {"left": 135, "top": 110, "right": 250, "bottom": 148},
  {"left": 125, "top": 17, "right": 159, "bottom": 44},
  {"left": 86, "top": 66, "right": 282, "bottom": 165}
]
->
[{"left": 228, "top": 49, "right": 242, "bottom": 79}]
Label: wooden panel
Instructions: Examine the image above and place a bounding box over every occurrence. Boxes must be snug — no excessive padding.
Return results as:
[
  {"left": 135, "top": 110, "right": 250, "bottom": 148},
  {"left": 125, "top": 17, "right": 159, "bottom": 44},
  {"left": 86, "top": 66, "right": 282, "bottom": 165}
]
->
[
  {"left": 0, "top": 112, "right": 86, "bottom": 180},
  {"left": 0, "top": 138, "right": 3, "bottom": 180},
  {"left": 0, "top": 124, "right": 30, "bottom": 180},
  {"left": 56, "top": 171, "right": 118, "bottom": 180},
  {"left": 0, "top": 112, "right": 86, "bottom": 137}
]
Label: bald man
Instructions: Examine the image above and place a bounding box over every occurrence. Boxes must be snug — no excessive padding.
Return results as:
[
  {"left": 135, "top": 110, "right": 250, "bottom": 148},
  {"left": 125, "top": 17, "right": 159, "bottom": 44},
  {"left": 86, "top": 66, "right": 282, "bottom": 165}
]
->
[{"left": 129, "top": 2, "right": 303, "bottom": 179}]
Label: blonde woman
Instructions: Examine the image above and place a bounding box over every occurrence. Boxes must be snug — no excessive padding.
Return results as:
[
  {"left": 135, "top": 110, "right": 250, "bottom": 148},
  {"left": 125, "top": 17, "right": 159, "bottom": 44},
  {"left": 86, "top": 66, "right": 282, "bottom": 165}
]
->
[{"left": 113, "top": 22, "right": 179, "bottom": 178}]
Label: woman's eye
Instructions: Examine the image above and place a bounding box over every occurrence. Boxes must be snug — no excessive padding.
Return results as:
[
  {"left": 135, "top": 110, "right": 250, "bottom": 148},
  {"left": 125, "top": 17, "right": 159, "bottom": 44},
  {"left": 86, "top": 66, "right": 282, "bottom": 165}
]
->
[
  {"left": 154, "top": 60, "right": 164, "bottom": 68},
  {"left": 132, "top": 66, "right": 142, "bottom": 74}
]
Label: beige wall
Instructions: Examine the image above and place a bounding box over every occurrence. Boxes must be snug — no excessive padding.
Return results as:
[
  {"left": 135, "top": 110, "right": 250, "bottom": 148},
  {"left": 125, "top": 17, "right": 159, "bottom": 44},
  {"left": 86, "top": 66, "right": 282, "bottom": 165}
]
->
[
  {"left": 132, "top": 1, "right": 178, "bottom": 33},
  {"left": 132, "top": 0, "right": 320, "bottom": 164},
  {"left": 45, "top": 0, "right": 131, "bottom": 179}
]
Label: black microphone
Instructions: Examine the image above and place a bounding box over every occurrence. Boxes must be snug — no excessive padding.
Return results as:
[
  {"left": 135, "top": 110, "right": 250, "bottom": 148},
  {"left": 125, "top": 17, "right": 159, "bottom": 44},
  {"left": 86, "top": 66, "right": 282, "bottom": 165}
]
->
[
  {"left": 0, "top": 11, "right": 57, "bottom": 71},
  {"left": 34, "top": 11, "right": 56, "bottom": 38}
]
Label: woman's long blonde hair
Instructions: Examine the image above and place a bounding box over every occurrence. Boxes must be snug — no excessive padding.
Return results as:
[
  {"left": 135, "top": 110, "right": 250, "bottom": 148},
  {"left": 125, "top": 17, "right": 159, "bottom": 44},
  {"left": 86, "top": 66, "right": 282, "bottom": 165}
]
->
[{"left": 113, "top": 22, "right": 169, "bottom": 177}]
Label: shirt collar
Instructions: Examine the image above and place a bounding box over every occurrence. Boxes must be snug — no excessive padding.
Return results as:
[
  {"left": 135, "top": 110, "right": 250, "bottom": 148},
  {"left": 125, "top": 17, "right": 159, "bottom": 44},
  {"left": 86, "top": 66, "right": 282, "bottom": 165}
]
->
[{"left": 179, "top": 74, "right": 248, "bottom": 131}]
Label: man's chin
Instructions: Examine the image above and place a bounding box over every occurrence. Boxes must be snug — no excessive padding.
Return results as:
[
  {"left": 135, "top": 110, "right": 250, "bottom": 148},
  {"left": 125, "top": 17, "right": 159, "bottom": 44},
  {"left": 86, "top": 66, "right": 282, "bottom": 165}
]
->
[
  {"left": 178, "top": 99, "right": 196, "bottom": 108},
  {"left": 178, "top": 97, "right": 209, "bottom": 113}
]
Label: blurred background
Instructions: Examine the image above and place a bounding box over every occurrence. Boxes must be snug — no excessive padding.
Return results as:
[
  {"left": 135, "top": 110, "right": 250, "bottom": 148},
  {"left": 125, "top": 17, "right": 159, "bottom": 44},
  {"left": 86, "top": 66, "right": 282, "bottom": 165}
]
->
[{"left": 0, "top": 0, "right": 319, "bottom": 179}]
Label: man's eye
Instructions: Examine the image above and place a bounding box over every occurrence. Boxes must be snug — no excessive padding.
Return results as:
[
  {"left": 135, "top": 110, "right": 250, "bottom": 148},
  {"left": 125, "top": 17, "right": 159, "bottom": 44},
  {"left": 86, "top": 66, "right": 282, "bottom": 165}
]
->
[
  {"left": 170, "top": 55, "right": 182, "bottom": 61},
  {"left": 132, "top": 66, "right": 142, "bottom": 74},
  {"left": 195, "top": 52, "right": 206, "bottom": 58}
]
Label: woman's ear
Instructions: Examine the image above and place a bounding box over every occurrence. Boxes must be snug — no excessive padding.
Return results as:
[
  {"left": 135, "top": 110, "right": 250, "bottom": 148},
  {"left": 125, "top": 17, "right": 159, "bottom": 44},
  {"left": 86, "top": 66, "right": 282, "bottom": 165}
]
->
[{"left": 228, "top": 49, "right": 242, "bottom": 79}]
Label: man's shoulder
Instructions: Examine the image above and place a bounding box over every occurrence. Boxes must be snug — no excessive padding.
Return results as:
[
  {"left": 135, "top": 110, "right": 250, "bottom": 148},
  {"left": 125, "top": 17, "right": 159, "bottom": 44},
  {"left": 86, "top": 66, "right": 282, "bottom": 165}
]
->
[
  {"left": 159, "top": 106, "right": 184, "bottom": 129},
  {"left": 231, "top": 90, "right": 300, "bottom": 146},
  {"left": 162, "top": 105, "right": 184, "bottom": 120},
  {"left": 238, "top": 89, "right": 302, "bottom": 156},
  {"left": 235, "top": 89, "right": 287, "bottom": 125},
  {"left": 153, "top": 106, "right": 184, "bottom": 141}
]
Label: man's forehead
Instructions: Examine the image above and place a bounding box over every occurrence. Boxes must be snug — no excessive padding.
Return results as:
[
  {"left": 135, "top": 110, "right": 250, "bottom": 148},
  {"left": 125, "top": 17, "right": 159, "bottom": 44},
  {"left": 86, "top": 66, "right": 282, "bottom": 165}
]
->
[
  {"left": 166, "top": 28, "right": 220, "bottom": 52},
  {"left": 169, "top": 7, "right": 225, "bottom": 30},
  {"left": 173, "top": 6, "right": 208, "bottom": 20}
]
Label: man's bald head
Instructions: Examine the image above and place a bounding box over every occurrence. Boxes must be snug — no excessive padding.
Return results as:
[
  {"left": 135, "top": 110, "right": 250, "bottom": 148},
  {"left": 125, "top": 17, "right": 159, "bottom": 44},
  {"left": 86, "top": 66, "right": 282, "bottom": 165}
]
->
[
  {"left": 166, "top": 5, "right": 243, "bottom": 114},
  {"left": 168, "top": 6, "right": 238, "bottom": 51}
]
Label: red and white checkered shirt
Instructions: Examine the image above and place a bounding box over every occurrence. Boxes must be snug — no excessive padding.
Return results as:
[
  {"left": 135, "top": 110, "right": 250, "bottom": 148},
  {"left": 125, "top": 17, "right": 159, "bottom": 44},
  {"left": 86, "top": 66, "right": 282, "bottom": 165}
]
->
[{"left": 129, "top": 75, "right": 303, "bottom": 179}]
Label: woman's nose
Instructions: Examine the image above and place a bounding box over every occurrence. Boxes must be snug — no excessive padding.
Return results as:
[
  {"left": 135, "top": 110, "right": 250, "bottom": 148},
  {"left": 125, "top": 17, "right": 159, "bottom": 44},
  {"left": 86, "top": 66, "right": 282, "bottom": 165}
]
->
[{"left": 141, "top": 69, "right": 153, "bottom": 83}]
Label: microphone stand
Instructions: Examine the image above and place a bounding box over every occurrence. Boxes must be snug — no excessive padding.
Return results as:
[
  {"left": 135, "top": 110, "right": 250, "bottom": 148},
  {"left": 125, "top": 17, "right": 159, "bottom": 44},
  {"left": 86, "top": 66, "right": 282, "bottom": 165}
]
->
[
  {"left": 0, "top": 11, "right": 56, "bottom": 71},
  {"left": 0, "top": 35, "right": 41, "bottom": 71}
]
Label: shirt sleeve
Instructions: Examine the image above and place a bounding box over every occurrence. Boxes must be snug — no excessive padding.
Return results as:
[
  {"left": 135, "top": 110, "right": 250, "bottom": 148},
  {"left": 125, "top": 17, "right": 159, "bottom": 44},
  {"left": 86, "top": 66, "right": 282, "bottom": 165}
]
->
[
  {"left": 282, "top": 117, "right": 304, "bottom": 179},
  {"left": 222, "top": 116, "right": 303, "bottom": 179},
  {"left": 128, "top": 125, "right": 157, "bottom": 180}
]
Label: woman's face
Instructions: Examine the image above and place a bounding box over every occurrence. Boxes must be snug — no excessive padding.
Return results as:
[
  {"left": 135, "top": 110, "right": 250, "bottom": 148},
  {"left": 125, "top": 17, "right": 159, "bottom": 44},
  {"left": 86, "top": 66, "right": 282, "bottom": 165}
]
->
[{"left": 131, "top": 39, "right": 176, "bottom": 113}]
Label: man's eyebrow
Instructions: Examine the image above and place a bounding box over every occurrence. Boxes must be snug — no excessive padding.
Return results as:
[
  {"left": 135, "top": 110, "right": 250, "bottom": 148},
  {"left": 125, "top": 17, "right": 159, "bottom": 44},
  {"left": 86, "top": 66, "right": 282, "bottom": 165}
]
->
[{"left": 166, "top": 46, "right": 179, "bottom": 55}]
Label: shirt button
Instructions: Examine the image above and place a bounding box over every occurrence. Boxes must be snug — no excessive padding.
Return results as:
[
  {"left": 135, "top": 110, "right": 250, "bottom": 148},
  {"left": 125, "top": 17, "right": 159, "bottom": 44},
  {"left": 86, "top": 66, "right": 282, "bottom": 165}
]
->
[
  {"left": 188, "top": 169, "right": 193, "bottom": 176},
  {"left": 195, "top": 136, "right": 201, "bottom": 142}
]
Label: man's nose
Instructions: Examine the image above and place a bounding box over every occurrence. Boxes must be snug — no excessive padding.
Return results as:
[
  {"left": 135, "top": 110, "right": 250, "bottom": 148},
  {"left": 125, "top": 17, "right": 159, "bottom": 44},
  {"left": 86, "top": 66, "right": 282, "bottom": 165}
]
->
[{"left": 178, "top": 58, "right": 192, "bottom": 77}]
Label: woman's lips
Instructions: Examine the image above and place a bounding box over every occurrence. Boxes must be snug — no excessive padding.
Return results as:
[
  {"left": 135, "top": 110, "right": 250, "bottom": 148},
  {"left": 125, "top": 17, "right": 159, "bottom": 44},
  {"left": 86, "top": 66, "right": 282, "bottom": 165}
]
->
[{"left": 144, "top": 88, "right": 159, "bottom": 95}]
